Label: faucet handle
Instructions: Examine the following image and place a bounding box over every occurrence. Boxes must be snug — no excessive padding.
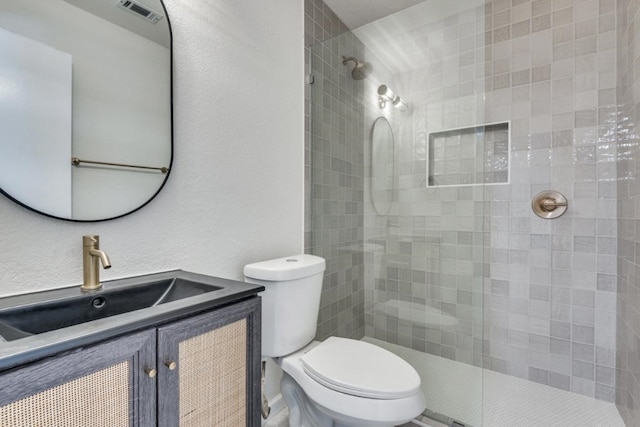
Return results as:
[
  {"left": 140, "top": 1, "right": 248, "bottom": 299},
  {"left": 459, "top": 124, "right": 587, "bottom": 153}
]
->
[
  {"left": 81, "top": 235, "right": 110, "bottom": 292},
  {"left": 83, "top": 235, "right": 99, "bottom": 247}
]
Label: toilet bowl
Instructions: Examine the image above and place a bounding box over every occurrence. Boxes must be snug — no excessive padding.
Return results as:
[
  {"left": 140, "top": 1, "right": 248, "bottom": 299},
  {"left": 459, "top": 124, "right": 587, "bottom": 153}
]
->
[
  {"left": 278, "top": 338, "right": 425, "bottom": 427},
  {"left": 244, "top": 254, "right": 426, "bottom": 427}
]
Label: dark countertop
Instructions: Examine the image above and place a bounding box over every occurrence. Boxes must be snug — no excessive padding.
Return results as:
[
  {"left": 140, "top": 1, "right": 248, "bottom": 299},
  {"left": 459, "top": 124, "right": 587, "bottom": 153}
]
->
[{"left": 0, "top": 270, "right": 263, "bottom": 371}]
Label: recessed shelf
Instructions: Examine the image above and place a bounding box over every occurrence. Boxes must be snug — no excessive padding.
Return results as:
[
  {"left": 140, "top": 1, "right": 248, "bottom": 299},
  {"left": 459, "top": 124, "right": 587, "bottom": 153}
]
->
[{"left": 427, "top": 122, "right": 510, "bottom": 187}]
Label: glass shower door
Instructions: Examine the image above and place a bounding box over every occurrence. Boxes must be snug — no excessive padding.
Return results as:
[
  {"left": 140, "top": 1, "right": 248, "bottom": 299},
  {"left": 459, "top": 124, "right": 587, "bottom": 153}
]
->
[{"left": 307, "top": 0, "right": 488, "bottom": 425}]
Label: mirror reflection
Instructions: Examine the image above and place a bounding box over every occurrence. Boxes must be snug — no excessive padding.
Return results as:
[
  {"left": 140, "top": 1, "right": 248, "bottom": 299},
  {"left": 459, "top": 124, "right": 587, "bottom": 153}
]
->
[
  {"left": 370, "top": 117, "right": 394, "bottom": 215},
  {"left": 0, "top": 0, "right": 172, "bottom": 221}
]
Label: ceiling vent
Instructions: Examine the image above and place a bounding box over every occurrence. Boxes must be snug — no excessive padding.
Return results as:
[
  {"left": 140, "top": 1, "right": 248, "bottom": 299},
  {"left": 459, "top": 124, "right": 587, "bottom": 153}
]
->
[{"left": 116, "top": 0, "right": 163, "bottom": 24}]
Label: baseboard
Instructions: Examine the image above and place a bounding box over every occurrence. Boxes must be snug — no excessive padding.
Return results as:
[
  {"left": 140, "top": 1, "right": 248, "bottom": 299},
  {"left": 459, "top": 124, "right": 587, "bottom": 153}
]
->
[
  {"left": 262, "top": 393, "right": 286, "bottom": 426},
  {"left": 268, "top": 393, "right": 286, "bottom": 419}
]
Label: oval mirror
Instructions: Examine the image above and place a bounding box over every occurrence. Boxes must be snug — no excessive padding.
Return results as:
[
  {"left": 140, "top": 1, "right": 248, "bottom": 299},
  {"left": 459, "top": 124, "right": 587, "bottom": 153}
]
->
[
  {"left": 370, "top": 117, "right": 394, "bottom": 215},
  {"left": 0, "top": 0, "right": 172, "bottom": 221}
]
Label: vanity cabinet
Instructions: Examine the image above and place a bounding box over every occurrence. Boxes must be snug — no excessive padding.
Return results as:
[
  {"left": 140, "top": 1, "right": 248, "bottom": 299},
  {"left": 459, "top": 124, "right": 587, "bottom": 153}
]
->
[
  {"left": 0, "top": 297, "right": 261, "bottom": 427},
  {"left": 157, "top": 297, "right": 261, "bottom": 426}
]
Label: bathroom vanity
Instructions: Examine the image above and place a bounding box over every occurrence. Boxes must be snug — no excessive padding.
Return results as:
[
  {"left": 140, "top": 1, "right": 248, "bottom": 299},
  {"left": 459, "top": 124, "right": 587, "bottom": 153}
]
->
[{"left": 0, "top": 270, "right": 263, "bottom": 426}]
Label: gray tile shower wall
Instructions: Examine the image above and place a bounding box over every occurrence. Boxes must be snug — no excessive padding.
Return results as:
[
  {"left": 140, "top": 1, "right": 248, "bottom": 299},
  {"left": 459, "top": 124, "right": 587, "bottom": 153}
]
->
[
  {"left": 361, "top": 0, "right": 618, "bottom": 402},
  {"left": 482, "top": 0, "right": 617, "bottom": 401},
  {"left": 616, "top": 0, "right": 640, "bottom": 423},
  {"left": 306, "top": 0, "right": 626, "bottom": 409},
  {"left": 304, "top": 0, "right": 366, "bottom": 340}
]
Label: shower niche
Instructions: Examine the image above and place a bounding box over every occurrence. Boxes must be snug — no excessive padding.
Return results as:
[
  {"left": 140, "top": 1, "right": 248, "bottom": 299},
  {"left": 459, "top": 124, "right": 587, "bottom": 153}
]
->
[{"left": 427, "top": 122, "right": 510, "bottom": 187}]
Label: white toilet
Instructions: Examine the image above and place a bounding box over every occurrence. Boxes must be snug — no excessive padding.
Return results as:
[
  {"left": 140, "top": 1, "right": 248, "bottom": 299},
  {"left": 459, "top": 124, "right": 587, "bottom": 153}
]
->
[{"left": 244, "top": 254, "right": 426, "bottom": 427}]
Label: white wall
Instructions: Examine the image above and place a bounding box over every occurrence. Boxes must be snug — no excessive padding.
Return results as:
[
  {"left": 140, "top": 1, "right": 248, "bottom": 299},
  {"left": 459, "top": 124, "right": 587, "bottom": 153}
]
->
[{"left": 0, "top": 0, "right": 304, "bottom": 296}]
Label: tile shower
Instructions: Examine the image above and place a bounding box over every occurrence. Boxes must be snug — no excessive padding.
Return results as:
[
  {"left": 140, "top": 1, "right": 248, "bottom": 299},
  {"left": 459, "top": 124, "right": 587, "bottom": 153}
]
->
[
  {"left": 304, "top": 0, "right": 366, "bottom": 341},
  {"left": 305, "top": 0, "right": 640, "bottom": 425}
]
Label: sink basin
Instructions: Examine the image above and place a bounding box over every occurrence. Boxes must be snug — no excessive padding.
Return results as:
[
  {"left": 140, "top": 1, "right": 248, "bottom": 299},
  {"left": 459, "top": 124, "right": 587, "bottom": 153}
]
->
[
  {"left": 0, "top": 278, "right": 221, "bottom": 341},
  {"left": 0, "top": 270, "right": 264, "bottom": 372}
]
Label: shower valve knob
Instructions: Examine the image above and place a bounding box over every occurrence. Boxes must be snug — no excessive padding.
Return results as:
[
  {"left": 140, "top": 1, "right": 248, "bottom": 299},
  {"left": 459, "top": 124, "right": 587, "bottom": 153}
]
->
[
  {"left": 532, "top": 191, "right": 568, "bottom": 219},
  {"left": 540, "top": 198, "right": 568, "bottom": 211}
]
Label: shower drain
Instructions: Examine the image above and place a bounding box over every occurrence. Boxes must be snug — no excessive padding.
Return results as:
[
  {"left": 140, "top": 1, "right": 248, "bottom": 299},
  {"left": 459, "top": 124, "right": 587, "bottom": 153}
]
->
[{"left": 418, "top": 409, "right": 470, "bottom": 427}]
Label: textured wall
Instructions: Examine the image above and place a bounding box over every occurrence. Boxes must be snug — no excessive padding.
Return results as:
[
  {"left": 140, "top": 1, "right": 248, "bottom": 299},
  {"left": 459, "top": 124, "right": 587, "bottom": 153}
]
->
[
  {"left": 305, "top": 0, "right": 366, "bottom": 341},
  {"left": 616, "top": 0, "right": 640, "bottom": 423},
  {"left": 0, "top": 0, "right": 304, "bottom": 296}
]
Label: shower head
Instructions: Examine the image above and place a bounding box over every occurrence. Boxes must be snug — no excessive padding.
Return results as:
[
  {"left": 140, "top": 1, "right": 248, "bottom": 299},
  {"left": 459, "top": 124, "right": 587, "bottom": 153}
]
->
[{"left": 342, "top": 56, "right": 373, "bottom": 80}]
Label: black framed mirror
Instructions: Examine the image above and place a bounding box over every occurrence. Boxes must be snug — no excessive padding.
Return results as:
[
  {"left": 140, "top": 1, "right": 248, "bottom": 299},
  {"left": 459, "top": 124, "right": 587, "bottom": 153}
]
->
[{"left": 0, "top": 0, "right": 172, "bottom": 221}]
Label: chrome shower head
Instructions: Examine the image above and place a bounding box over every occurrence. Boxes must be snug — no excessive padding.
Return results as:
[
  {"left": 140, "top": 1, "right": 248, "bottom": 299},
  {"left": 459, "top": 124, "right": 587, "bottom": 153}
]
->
[{"left": 342, "top": 56, "right": 373, "bottom": 80}]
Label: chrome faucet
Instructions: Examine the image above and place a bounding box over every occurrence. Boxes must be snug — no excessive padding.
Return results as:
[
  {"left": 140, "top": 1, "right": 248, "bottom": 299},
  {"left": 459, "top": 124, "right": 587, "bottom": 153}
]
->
[{"left": 81, "top": 235, "right": 111, "bottom": 291}]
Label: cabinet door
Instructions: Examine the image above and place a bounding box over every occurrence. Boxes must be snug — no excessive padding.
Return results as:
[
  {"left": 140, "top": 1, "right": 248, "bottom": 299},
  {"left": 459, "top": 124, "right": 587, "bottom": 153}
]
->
[
  {"left": 0, "top": 329, "right": 156, "bottom": 427},
  {"left": 157, "top": 297, "right": 261, "bottom": 427}
]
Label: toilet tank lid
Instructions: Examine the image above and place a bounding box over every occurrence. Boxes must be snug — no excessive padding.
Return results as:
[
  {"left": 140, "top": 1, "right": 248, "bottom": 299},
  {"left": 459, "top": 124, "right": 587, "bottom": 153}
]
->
[{"left": 243, "top": 254, "right": 326, "bottom": 281}]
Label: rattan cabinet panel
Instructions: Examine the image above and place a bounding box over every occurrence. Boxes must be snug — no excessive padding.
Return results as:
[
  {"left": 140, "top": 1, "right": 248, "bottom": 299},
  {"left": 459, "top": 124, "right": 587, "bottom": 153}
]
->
[
  {"left": 157, "top": 297, "right": 261, "bottom": 427},
  {"left": 0, "top": 329, "right": 156, "bottom": 427}
]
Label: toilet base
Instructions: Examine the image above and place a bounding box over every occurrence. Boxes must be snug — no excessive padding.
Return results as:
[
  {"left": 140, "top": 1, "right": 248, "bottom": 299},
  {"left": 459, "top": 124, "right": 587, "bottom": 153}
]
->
[
  {"left": 280, "top": 373, "right": 406, "bottom": 427},
  {"left": 281, "top": 373, "right": 334, "bottom": 427}
]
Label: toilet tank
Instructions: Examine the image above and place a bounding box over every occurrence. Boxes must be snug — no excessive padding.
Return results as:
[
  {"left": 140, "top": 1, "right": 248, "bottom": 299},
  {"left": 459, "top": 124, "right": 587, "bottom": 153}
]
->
[{"left": 244, "top": 254, "right": 326, "bottom": 358}]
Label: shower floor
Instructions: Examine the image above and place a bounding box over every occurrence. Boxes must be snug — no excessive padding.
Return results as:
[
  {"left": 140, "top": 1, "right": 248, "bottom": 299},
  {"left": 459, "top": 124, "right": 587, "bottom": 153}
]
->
[{"left": 363, "top": 337, "right": 624, "bottom": 427}]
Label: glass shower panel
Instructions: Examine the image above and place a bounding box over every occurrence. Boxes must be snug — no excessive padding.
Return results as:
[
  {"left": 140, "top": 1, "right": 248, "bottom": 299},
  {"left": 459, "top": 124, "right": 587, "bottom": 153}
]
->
[
  {"left": 308, "top": 1, "right": 487, "bottom": 425},
  {"left": 308, "top": 0, "right": 625, "bottom": 424},
  {"left": 479, "top": 0, "right": 619, "bottom": 421}
]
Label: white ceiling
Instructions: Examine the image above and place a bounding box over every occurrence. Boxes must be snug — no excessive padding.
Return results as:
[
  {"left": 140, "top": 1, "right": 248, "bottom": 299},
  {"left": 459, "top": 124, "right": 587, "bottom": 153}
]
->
[{"left": 323, "top": 0, "right": 428, "bottom": 29}]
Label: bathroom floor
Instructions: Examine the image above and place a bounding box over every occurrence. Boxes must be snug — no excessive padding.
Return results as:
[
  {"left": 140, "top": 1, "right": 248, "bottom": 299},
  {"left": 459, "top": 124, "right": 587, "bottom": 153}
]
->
[
  {"left": 265, "top": 337, "right": 624, "bottom": 426},
  {"left": 364, "top": 337, "right": 624, "bottom": 427}
]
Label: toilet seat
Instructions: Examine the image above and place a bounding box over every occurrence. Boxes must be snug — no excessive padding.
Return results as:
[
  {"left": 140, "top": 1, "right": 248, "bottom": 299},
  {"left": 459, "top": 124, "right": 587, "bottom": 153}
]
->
[
  {"left": 277, "top": 340, "right": 426, "bottom": 426},
  {"left": 301, "top": 337, "right": 421, "bottom": 399}
]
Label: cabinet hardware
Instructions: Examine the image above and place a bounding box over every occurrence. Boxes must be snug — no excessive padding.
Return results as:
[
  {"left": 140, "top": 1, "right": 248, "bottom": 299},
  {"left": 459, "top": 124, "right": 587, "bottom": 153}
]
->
[
  {"left": 165, "top": 361, "right": 177, "bottom": 370},
  {"left": 145, "top": 367, "right": 157, "bottom": 378}
]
